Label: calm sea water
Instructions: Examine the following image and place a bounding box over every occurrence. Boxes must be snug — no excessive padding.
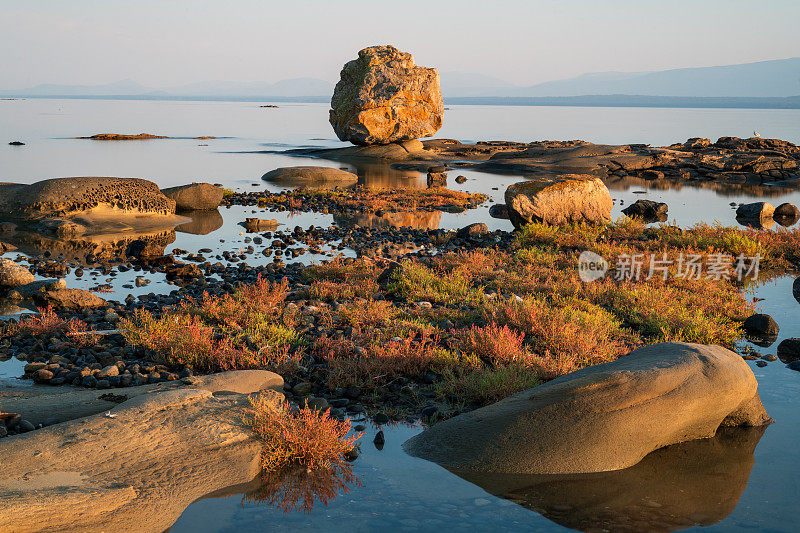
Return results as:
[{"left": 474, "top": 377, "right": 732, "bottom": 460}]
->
[{"left": 1, "top": 98, "right": 799, "bottom": 532}]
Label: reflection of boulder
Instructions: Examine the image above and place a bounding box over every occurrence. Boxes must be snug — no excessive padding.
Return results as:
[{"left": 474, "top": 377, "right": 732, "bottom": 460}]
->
[
  {"left": 3, "top": 228, "right": 176, "bottom": 263},
  {"left": 405, "top": 343, "right": 770, "bottom": 475},
  {"left": 334, "top": 210, "right": 441, "bottom": 230},
  {"left": 175, "top": 209, "right": 224, "bottom": 235},
  {"left": 736, "top": 215, "right": 775, "bottom": 230},
  {"left": 458, "top": 426, "right": 766, "bottom": 533}
]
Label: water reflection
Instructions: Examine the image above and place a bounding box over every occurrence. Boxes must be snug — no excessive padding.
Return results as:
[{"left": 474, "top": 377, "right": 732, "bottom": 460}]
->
[
  {"left": 241, "top": 463, "right": 360, "bottom": 515},
  {"left": 175, "top": 209, "right": 224, "bottom": 235},
  {"left": 2, "top": 227, "right": 175, "bottom": 263},
  {"left": 456, "top": 426, "right": 767, "bottom": 533},
  {"left": 334, "top": 210, "right": 442, "bottom": 230}
]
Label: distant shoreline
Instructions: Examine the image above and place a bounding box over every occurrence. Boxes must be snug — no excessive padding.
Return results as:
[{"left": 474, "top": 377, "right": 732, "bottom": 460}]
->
[{"left": 2, "top": 93, "right": 800, "bottom": 109}]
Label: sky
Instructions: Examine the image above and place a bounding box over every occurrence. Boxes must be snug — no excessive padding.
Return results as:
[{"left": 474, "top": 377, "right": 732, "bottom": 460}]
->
[{"left": 2, "top": 0, "right": 799, "bottom": 89}]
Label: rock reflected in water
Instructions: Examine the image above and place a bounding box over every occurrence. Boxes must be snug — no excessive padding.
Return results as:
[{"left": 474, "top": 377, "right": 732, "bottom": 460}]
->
[
  {"left": 334, "top": 210, "right": 441, "bottom": 230},
  {"left": 456, "top": 426, "right": 766, "bottom": 533},
  {"left": 175, "top": 209, "right": 224, "bottom": 235}
]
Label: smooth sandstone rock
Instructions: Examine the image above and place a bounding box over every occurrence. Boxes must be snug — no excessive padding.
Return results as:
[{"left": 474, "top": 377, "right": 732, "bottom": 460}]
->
[
  {"left": 0, "top": 258, "right": 36, "bottom": 288},
  {"left": 404, "top": 342, "right": 770, "bottom": 475},
  {"left": 505, "top": 175, "right": 613, "bottom": 228},
  {"left": 161, "top": 183, "right": 224, "bottom": 211},
  {"left": 0, "top": 370, "right": 283, "bottom": 533},
  {"left": 329, "top": 45, "right": 443, "bottom": 145},
  {"left": 261, "top": 166, "right": 358, "bottom": 187}
]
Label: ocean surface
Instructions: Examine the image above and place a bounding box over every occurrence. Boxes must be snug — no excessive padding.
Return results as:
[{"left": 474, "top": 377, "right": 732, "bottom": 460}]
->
[{"left": 1, "top": 98, "right": 799, "bottom": 532}]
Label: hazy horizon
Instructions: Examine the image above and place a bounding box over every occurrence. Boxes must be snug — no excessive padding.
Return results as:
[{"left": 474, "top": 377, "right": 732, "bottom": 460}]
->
[{"left": 2, "top": 0, "right": 799, "bottom": 90}]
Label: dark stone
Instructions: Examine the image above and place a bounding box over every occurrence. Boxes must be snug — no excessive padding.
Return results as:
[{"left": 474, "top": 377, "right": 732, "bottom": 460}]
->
[
  {"left": 777, "top": 338, "right": 800, "bottom": 363},
  {"left": 621, "top": 199, "right": 669, "bottom": 221},
  {"left": 788, "top": 360, "right": 800, "bottom": 371},
  {"left": 455, "top": 175, "right": 467, "bottom": 184},
  {"left": 373, "top": 412, "right": 390, "bottom": 425},
  {"left": 81, "top": 375, "right": 98, "bottom": 388},
  {"left": 421, "top": 405, "right": 438, "bottom": 418},
  {"left": 774, "top": 202, "right": 800, "bottom": 218},
  {"left": 742, "top": 314, "right": 779, "bottom": 336},
  {"left": 793, "top": 277, "right": 800, "bottom": 304},
  {"left": 489, "top": 204, "right": 510, "bottom": 219},
  {"left": 755, "top": 360, "right": 768, "bottom": 367},
  {"left": 8, "top": 141, "right": 25, "bottom": 146},
  {"left": 456, "top": 223, "right": 489, "bottom": 239},
  {"left": 377, "top": 263, "right": 401, "bottom": 289},
  {"left": 18, "top": 420, "right": 35, "bottom": 432},
  {"left": 373, "top": 430, "right": 385, "bottom": 449},
  {"left": 353, "top": 424, "right": 366, "bottom": 432},
  {"left": 99, "top": 393, "right": 128, "bottom": 404},
  {"left": 32, "top": 369, "right": 54, "bottom": 383},
  {"left": 96, "top": 379, "right": 111, "bottom": 389}
]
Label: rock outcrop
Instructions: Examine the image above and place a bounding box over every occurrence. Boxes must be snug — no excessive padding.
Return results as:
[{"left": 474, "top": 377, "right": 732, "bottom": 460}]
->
[
  {"left": 0, "top": 258, "right": 35, "bottom": 288},
  {"left": 0, "top": 370, "right": 283, "bottom": 533},
  {"left": 505, "top": 175, "right": 613, "bottom": 228},
  {"left": 0, "top": 177, "right": 176, "bottom": 219},
  {"left": 262, "top": 166, "right": 358, "bottom": 187},
  {"left": 329, "top": 45, "right": 443, "bottom": 145},
  {"left": 161, "top": 183, "right": 223, "bottom": 211},
  {"left": 404, "top": 342, "right": 771, "bottom": 475}
]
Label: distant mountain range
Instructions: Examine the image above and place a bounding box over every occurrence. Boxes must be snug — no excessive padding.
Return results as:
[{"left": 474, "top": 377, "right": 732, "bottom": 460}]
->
[{"left": 2, "top": 57, "right": 798, "bottom": 101}]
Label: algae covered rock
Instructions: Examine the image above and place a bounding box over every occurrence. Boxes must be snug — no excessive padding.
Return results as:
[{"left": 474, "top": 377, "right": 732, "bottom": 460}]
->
[
  {"left": 329, "top": 45, "right": 443, "bottom": 145},
  {"left": 505, "top": 175, "right": 612, "bottom": 228},
  {"left": 404, "top": 342, "right": 770, "bottom": 475}
]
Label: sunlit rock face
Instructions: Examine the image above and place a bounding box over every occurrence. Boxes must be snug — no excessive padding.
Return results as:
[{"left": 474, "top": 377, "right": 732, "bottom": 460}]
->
[{"left": 329, "top": 45, "right": 443, "bottom": 146}]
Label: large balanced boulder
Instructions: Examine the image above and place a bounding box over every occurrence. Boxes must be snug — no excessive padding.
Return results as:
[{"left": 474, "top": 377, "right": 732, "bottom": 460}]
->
[
  {"left": 0, "top": 258, "right": 35, "bottom": 288},
  {"left": 504, "top": 175, "right": 613, "bottom": 228},
  {"left": 262, "top": 166, "right": 358, "bottom": 187},
  {"left": 404, "top": 342, "right": 770, "bottom": 475},
  {"left": 161, "top": 183, "right": 223, "bottom": 211},
  {"left": 329, "top": 45, "right": 443, "bottom": 145}
]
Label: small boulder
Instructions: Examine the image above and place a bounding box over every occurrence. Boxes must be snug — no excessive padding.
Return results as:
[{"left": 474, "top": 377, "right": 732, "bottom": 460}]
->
[
  {"left": 489, "top": 204, "right": 510, "bottom": 219},
  {"left": 742, "top": 314, "right": 779, "bottom": 337},
  {"left": 161, "top": 183, "right": 223, "bottom": 211},
  {"left": 777, "top": 338, "right": 800, "bottom": 363},
  {"left": 0, "top": 258, "right": 36, "bottom": 289},
  {"left": 774, "top": 202, "right": 800, "bottom": 219},
  {"left": 456, "top": 223, "right": 488, "bottom": 239},
  {"left": 243, "top": 218, "right": 278, "bottom": 232},
  {"left": 455, "top": 175, "right": 467, "bottom": 184},
  {"left": 736, "top": 202, "right": 774, "bottom": 219},
  {"left": 505, "top": 175, "right": 613, "bottom": 229},
  {"left": 262, "top": 166, "right": 358, "bottom": 187},
  {"left": 621, "top": 199, "right": 669, "bottom": 221},
  {"left": 329, "top": 45, "right": 443, "bottom": 145},
  {"left": 29, "top": 288, "right": 108, "bottom": 311}
]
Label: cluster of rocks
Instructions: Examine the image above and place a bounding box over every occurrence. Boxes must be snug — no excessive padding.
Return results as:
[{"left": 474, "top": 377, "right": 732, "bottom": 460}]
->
[{"left": 735, "top": 200, "right": 800, "bottom": 228}]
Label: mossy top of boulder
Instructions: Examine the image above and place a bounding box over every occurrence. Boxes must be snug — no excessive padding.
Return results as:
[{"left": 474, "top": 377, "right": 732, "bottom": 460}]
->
[{"left": 0, "top": 177, "right": 176, "bottom": 219}]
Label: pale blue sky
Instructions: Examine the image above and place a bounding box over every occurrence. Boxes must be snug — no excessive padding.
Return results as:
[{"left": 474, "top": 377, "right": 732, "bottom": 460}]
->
[{"left": 2, "top": 0, "right": 798, "bottom": 88}]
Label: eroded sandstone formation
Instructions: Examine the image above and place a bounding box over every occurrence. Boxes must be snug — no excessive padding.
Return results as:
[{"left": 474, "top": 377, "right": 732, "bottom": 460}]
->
[{"left": 329, "top": 45, "right": 443, "bottom": 145}]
